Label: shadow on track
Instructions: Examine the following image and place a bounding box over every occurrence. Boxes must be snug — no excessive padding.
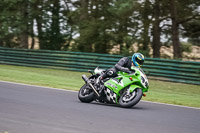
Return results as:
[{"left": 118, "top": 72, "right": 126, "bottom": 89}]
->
[{"left": 77, "top": 101, "right": 147, "bottom": 110}]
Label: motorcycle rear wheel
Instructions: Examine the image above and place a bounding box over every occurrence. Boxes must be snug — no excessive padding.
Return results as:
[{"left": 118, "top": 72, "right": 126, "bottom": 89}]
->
[
  {"left": 78, "top": 84, "right": 95, "bottom": 103},
  {"left": 119, "top": 88, "right": 143, "bottom": 108}
]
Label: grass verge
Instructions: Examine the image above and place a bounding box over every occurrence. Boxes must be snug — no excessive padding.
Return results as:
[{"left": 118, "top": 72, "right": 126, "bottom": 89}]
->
[{"left": 0, "top": 64, "right": 199, "bottom": 108}]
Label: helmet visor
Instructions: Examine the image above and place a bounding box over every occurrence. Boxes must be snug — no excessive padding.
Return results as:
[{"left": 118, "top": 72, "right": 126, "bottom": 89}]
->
[{"left": 136, "top": 57, "right": 144, "bottom": 65}]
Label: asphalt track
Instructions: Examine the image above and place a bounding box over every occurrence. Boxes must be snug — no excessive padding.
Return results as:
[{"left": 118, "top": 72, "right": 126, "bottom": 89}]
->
[{"left": 0, "top": 81, "right": 200, "bottom": 133}]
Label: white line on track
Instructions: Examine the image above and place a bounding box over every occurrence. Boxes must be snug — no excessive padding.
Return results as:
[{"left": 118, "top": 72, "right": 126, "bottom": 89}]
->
[{"left": 0, "top": 80, "right": 199, "bottom": 110}]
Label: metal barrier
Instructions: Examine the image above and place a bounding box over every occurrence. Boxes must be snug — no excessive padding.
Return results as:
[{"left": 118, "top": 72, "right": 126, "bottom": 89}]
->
[{"left": 0, "top": 47, "right": 199, "bottom": 85}]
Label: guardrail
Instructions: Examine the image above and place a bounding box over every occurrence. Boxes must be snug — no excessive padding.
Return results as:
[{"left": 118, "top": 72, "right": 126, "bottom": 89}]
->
[{"left": 0, "top": 47, "right": 199, "bottom": 85}]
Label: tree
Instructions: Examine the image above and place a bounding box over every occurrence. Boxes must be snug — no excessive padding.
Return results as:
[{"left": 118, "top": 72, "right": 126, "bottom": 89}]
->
[
  {"left": 0, "top": 0, "right": 199, "bottom": 60},
  {"left": 34, "top": 0, "right": 65, "bottom": 50},
  {"left": 169, "top": 0, "right": 181, "bottom": 59},
  {"left": 107, "top": 0, "right": 139, "bottom": 55},
  {"left": 19, "top": 0, "right": 29, "bottom": 49},
  {"left": 182, "top": 19, "right": 200, "bottom": 46},
  {"left": 168, "top": 0, "right": 200, "bottom": 59},
  {"left": 77, "top": 0, "right": 92, "bottom": 52},
  {"left": 48, "top": 0, "right": 65, "bottom": 50},
  {"left": 138, "top": 0, "right": 152, "bottom": 56},
  {"left": 73, "top": 0, "right": 113, "bottom": 53},
  {"left": 0, "top": 0, "right": 30, "bottom": 48},
  {"left": 152, "top": 0, "right": 169, "bottom": 58}
]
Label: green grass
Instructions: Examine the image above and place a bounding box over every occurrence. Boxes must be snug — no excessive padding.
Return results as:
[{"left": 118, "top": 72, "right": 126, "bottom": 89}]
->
[{"left": 0, "top": 64, "right": 200, "bottom": 108}]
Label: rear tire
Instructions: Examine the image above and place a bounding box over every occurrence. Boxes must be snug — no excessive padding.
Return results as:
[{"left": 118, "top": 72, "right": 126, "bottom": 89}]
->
[
  {"left": 119, "top": 88, "right": 143, "bottom": 108},
  {"left": 78, "top": 84, "right": 95, "bottom": 103}
]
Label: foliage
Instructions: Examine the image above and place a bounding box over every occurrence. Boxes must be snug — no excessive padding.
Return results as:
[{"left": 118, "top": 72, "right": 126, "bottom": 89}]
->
[
  {"left": 182, "top": 20, "right": 200, "bottom": 46},
  {"left": 0, "top": 0, "right": 27, "bottom": 47},
  {"left": 0, "top": 0, "right": 199, "bottom": 59},
  {"left": 181, "top": 42, "right": 192, "bottom": 53}
]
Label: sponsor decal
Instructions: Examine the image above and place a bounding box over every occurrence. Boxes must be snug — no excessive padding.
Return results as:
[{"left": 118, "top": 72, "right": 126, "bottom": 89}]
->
[{"left": 106, "top": 82, "right": 118, "bottom": 89}]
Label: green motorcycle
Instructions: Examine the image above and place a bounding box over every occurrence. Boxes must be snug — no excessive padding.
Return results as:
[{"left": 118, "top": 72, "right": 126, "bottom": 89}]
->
[{"left": 78, "top": 66, "right": 149, "bottom": 108}]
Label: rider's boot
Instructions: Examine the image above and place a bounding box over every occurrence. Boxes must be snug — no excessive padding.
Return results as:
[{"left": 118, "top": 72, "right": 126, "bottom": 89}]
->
[{"left": 95, "top": 76, "right": 104, "bottom": 94}]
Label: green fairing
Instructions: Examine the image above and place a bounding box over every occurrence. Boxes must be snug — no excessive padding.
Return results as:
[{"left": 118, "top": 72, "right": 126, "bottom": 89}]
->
[{"left": 104, "top": 67, "right": 149, "bottom": 102}]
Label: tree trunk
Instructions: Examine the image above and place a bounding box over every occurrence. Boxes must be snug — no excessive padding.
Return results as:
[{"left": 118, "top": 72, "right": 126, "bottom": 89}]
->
[
  {"left": 152, "top": 0, "right": 161, "bottom": 58},
  {"left": 20, "top": 1, "right": 29, "bottom": 49},
  {"left": 20, "top": 33, "right": 28, "bottom": 49},
  {"left": 34, "top": 0, "right": 43, "bottom": 49},
  {"left": 169, "top": 0, "right": 182, "bottom": 59},
  {"left": 36, "top": 16, "right": 42, "bottom": 49},
  {"left": 141, "top": 0, "right": 151, "bottom": 56},
  {"left": 0, "top": 39, "right": 3, "bottom": 46},
  {"left": 152, "top": 24, "right": 161, "bottom": 58},
  {"left": 30, "top": 36, "right": 35, "bottom": 49},
  {"left": 80, "top": 0, "right": 88, "bottom": 20},
  {"left": 0, "top": 22, "right": 2, "bottom": 46},
  {"left": 79, "top": 0, "right": 92, "bottom": 52},
  {"left": 50, "top": 0, "right": 62, "bottom": 50},
  {"left": 30, "top": 19, "right": 35, "bottom": 49},
  {"left": 142, "top": 23, "right": 150, "bottom": 52}
]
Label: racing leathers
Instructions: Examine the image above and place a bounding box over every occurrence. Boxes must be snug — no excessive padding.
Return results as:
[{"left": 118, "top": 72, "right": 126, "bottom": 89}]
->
[{"left": 101, "top": 57, "right": 132, "bottom": 79}]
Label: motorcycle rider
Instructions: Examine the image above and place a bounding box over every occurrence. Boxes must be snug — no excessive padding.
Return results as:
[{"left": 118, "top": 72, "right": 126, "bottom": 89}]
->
[
  {"left": 101, "top": 53, "right": 144, "bottom": 79},
  {"left": 96, "top": 53, "right": 145, "bottom": 92}
]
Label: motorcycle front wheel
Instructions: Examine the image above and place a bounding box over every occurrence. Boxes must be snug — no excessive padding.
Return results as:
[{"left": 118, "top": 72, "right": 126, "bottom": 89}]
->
[
  {"left": 78, "top": 84, "right": 95, "bottom": 103},
  {"left": 119, "top": 88, "right": 143, "bottom": 108}
]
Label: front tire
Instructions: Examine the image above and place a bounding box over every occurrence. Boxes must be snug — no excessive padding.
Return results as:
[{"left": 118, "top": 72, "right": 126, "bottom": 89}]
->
[
  {"left": 119, "top": 88, "right": 143, "bottom": 108},
  {"left": 78, "top": 84, "right": 95, "bottom": 103}
]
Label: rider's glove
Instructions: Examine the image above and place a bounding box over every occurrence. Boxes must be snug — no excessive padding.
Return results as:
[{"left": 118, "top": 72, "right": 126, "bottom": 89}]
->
[
  {"left": 122, "top": 68, "right": 130, "bottom": 73},
  {"left": 127, "top": 71, "right": 132, "bottom": 74}
]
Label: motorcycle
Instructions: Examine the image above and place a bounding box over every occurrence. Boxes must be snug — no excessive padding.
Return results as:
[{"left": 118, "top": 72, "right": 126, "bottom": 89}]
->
[{"left": 78, "top": 66, "right": 149, "bottom": 108}]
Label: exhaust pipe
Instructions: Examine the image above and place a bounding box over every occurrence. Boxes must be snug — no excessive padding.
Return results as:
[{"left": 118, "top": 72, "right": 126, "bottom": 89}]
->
[{"left": 82, "top": 75, "right": 100, "bottom": 97}]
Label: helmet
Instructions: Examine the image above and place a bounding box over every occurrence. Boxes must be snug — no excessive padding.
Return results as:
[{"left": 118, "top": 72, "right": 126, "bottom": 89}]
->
[{"left": 132, "top": 53, "right": 144, "bottom": 67}]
